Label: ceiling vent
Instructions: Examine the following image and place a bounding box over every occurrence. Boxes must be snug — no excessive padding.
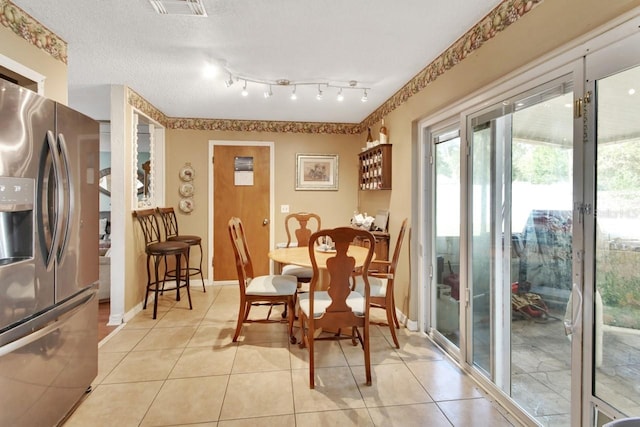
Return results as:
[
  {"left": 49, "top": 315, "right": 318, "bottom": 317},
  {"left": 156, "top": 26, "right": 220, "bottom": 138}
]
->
[{"left": 148, "top": 0, "right": 207, "bottom": 16}]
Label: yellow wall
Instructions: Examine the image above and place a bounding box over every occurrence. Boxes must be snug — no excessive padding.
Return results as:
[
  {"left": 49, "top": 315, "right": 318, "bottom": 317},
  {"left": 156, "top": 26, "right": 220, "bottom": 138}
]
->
[
  {"left": 0, "top": 23, "right": 67, "bottom": 102},
  {"left": 165, "top": 129, "right": 362, "bottom": 273}
]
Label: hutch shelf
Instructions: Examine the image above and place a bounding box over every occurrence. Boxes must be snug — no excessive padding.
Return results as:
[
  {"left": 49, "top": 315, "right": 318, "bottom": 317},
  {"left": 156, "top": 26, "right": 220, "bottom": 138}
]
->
[{"left": 358, "top": 144, "right": 392, "bottom": 190}]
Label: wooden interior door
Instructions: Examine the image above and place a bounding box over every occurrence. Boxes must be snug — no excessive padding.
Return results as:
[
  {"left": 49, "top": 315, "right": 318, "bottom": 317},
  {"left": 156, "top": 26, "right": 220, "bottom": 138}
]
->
[{"left": 213, "top": 144, "right": 270, "bottom": 280}]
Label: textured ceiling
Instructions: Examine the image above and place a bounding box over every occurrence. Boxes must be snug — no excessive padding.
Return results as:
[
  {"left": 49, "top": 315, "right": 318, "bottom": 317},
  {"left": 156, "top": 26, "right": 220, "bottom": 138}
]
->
[{"left": 12, "top": 0, "right": 503, "bottom": 123}]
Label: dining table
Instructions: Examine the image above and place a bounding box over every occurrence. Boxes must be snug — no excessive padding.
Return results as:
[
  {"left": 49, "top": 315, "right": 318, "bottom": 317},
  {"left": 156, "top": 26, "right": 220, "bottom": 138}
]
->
[{"left": 268, "top": 245, "right": 373, "bottom": 290}]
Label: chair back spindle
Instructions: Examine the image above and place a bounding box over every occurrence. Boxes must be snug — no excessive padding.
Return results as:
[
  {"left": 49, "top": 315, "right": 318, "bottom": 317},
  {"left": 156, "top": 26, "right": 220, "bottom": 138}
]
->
[
  {"left": 134, "top": 208, "right": 163, "bottom": 246},
  {"left": 285, "top": 212, "right": 321, "bottom": 248},
  {"left": 157, "top": 206, "right": 180, "bottom": 239},
  {"left": 229, "top": 217, "right": 254, "bottom": 288}
]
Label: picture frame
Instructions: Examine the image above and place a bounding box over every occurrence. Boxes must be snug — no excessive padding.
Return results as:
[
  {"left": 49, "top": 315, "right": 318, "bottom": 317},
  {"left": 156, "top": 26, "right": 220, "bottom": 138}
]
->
[{"left": 295, "top": 153, "right": 339, "bottom": 191}]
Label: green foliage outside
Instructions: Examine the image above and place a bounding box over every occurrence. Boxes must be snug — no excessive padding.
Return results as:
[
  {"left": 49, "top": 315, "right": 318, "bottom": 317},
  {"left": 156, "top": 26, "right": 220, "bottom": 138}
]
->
[
  {"left": 598, "top": 249, "right": 640, "bottom": 329},
  {"left": 596, "top": 139, "right": 640, "bottom": 328},
  {"left": 598, "top": 139, "right": 640, "bottom": 192},
  {"left": 512, "top": 142, "right": 570, "bottom": 184}
]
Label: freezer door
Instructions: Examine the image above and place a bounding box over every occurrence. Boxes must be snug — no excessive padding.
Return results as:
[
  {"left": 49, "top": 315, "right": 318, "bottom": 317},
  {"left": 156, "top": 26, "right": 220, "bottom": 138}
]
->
[
  {"left": 54, "top": 103, "right": 99, "bottom": 301},
  {"left": 0, "top": 286, "right": 98, "bottom": 427},
  {"left": 0, "top": 80, "right": 56, "bottom": 328}
]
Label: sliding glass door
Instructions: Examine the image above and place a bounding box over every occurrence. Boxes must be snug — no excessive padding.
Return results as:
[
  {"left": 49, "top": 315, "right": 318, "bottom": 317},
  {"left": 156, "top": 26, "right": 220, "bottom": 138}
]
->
[
  {"left": 432, "top": 129, "right": 462, "bottom": 347},
  {"left": 468, "top": 79, "right": 575, "bottom": 425},
  {"left": 420, "top": 19, "right": 640, "bottom": 427},
  {"left": 584, "top": 30, "right": 640, "bottom": 425}
]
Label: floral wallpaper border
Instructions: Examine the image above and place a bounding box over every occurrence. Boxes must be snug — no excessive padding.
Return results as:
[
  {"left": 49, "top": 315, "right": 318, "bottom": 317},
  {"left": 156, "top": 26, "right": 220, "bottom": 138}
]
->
[
  {"left": 4, "top": 0, "right": 543, "bottom": 134},
  {"left": 127, "top": 88, "right": 169, "bottom": 127},
  {"left": 361, "top": 0, "right": 543, "bottom": 128},
  {"left": 165, "top": 117, "right": 363, "bottom": 134},
  {"left": 0, "top": 0, "right": 67, "bottom": 64}
]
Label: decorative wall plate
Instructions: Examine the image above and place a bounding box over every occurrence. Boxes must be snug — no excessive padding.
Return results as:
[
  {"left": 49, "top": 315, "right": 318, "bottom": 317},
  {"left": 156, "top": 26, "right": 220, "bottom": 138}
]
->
[
  {"left": 179, "top": 163, "right": 195, "bottom": 181},
  {"left": 179, "top": 182, "right": 194, "bottom": 197},
  {"left": 179, "top": 198, "right": 194, "bottom": 213}
]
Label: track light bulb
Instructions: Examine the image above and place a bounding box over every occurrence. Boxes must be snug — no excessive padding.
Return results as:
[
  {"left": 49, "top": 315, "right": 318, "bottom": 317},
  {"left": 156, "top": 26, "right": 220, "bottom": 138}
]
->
[
  {"left": 361, "top": 89, "right": 368, "bottom": 102},
  {"left": 264, "top": 85, "right": 273, "bottom": 98},
  {"left": 241, "top": 80, "right": 248, "bottom": 97},
  {"left": 290, "top": 85, "right": 297, "bottom": 100},
  {"left": 316, "top": 85, "right": 323, "bottom": 100},
  {"left": 337, "top": 88, "right": 344, "bottom": 102},
  {"left": 203, "top": 63, "right": 219, "bottom": 79}
]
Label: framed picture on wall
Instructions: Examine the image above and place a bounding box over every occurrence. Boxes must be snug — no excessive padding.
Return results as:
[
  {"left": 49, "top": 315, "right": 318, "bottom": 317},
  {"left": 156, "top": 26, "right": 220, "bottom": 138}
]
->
[{"left": 295, "top": 153, "right": 339, "bottom": 191}]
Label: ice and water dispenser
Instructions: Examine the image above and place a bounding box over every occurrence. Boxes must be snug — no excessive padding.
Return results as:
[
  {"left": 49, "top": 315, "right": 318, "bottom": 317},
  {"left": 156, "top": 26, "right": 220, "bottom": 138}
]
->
[{"left": 0, "top": 177, "right": 34, "bottom": 266}]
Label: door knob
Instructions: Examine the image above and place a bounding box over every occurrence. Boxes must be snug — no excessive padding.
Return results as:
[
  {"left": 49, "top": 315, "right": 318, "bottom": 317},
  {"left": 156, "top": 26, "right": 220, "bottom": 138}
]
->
[{"left": 263, "top": 218, "right": 269, "bottom": 225}]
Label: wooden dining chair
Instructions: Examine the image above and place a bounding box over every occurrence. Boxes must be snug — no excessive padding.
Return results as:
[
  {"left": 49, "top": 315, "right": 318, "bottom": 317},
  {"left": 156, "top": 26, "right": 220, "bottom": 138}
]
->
[
  {"left": 281, "top": 212, "right": 321, "bottom": 282},
  {"left": 298, "top": 227, "right": 376, "bottom": 388},
  {"left": 133, "top": 209, "right": 192, "bottom": 319},
  {"left": 228, "top": 217, "right": 298, "bottom": 343},
  {"left": 353, "top": 218, "right": 408, "bottom": 348}
]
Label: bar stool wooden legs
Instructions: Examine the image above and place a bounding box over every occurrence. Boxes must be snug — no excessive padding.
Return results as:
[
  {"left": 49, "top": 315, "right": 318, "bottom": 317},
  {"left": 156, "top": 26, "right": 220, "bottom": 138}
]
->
[
  {"left": 133, "top": 209, "right": 192, "bottom": 319},
  {"left": 157, "top": 207, "right": 206, "bottom": 292}
]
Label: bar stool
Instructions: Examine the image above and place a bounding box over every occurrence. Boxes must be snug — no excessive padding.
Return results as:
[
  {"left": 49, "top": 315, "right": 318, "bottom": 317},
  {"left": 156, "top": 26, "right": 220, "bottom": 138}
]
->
[
  {"left": 133, "top": 209, "right": 192, "bottom": 319},
  {"left": 156, "top": 206, "right": 206, "bottom": 292}
]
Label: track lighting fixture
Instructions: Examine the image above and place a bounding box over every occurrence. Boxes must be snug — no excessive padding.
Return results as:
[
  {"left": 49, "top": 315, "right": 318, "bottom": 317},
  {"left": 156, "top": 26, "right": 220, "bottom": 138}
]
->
[
  {"left": 149, "top": 0, "right": 207, "bottom": 16},
  {"left": 224, "top": 73, "right": 234, "bottom": 88},
  {"left": 221, "top": 70, "right": 370, "bottom": 103}
]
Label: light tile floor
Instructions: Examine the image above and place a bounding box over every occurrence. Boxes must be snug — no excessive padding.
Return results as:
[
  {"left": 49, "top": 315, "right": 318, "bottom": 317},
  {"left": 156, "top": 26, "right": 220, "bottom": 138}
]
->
[{"left": 64, "top": 286, "right": 524, "bottom": 426}]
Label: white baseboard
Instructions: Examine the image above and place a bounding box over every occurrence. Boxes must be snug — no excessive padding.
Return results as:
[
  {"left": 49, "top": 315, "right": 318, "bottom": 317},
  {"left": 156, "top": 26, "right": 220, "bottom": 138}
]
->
[
  {"left": 98, "top": 323, "right": 126, "bottom": 347},
  {"left": 396, "top": 308, "right": 418, "bottom": 332},
  {"left": 122, "top": 301, "right": 144, "bottom": 323},
  {"left": 107, "top": 313, "right": 123, "bottom": 326}
]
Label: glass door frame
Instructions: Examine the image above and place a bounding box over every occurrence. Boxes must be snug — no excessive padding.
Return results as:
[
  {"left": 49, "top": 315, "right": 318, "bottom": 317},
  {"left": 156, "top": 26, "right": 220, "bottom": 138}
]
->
[
  {"left": 466, "top": 110, "right": 514, "bottom": 389},
  {"left": 468, "top": 70, "right": 589, "bottom": 426},
  {"left": 425, "top": 121, "right": 464, "bottom": 358},
  {"left": 582, "top": 22, "right": 640, "bottom": 425}
]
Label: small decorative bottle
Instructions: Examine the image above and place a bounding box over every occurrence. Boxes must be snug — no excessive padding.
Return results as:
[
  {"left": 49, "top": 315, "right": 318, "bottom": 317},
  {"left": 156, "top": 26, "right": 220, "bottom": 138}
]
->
[
  {"left": 366, "top": 127, "right": 374, "bottom": 148},
  {"left": 379, "top": 119, "right": 388, "bottom": 144}
]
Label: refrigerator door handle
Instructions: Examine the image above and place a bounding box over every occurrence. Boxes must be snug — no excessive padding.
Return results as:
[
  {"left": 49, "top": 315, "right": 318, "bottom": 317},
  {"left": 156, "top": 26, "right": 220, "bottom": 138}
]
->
[
  {"left": 56, "top": 133, "right": 73, "bottom": 261},
  {"left": 0, "top": 289, "right": 96, "bottom": 357},
  {"left": 45, "top": 130, "right": 64, "bottom": 269}
]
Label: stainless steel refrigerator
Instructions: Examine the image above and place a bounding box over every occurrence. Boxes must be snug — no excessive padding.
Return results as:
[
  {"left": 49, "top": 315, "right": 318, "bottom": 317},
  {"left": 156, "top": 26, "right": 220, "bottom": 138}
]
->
[{"left": 0, "top": 79, "right": 99, "bottom": 426}]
